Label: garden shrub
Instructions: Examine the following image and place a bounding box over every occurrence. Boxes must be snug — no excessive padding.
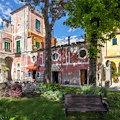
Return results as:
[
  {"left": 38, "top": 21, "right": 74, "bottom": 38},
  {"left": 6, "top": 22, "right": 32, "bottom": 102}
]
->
[
  {"left": 41, "top": 90, "right": 64, "bottom": 100},
  {"left": 38, "top": 82, "right": 61, "bottom": 92},
  {"left": 47, "top": 82, "right": 60, "bottom": 91},
  {"left": 9, "top": 84, "right": 22, "bottom": 98},
  {"left": 81, "top": 85, "right": 108, "bottom": 97},
  {"left": 0, "top": 89, "right": 9, "bottom": 97},
  {"left": 100, "top": 87, "right": 108, "bottom": 97},
  {"left": 38, "top": 83, "right": 47, "bottom": 92}
]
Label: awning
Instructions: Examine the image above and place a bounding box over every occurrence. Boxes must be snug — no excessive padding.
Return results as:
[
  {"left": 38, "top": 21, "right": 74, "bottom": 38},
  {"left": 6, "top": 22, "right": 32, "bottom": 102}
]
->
[{"left": 26, "top": 65, "right": 39, "bottom": 70}]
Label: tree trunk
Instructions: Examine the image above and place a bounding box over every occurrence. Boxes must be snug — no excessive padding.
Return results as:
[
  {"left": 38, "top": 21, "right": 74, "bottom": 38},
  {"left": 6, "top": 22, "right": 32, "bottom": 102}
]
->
[
  {"left": 89, "top": 35, "right": 97, "bottom": 85},
  {"left": 89, "top": 17, "right": 99, "bottom": 85},
  {"left": 43, "top": 27, "right": 52, "bottom": 84},
  {"left": 89, "top": 57, "right": 97, "bottom": 84},
  {"left": 43, "top": 1, "right": 52, "bottom": 84}
]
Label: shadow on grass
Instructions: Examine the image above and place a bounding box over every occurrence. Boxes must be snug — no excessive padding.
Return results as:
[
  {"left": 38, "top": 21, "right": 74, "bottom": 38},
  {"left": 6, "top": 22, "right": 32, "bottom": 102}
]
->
[
  {"left": 22, "top": 91, "right": 41, "bottom": 98},
  {"left": 0, "top": 96, "right": 65, "bottom": 120}
]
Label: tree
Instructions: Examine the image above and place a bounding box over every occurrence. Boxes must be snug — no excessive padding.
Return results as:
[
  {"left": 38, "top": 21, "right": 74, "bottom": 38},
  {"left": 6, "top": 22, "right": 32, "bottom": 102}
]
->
[
  {"left": 64, "top": 0, "right": 120, "bottom": 85},
  {"left": 20, "top": 0, "right": 66, "bottom": 83}
]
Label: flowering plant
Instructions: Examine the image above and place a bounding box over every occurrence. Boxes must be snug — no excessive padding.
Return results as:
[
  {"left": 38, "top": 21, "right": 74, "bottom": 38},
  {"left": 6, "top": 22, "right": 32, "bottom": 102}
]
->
[
  {"left": 9, "top": 84, "right": 22, "bottom": 98},
  {"left": 105, "top": 80, "right": 110, "bottom": 83}
]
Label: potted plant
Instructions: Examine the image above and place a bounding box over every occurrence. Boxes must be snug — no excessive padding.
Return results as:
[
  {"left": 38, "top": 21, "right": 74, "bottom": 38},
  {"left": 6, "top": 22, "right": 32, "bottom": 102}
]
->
[
  {"left": 114, "top": 79, "right": 119, "bottom": 83},
  {"left": 105, "top": 80, "right": 110, "bottom": 87}
]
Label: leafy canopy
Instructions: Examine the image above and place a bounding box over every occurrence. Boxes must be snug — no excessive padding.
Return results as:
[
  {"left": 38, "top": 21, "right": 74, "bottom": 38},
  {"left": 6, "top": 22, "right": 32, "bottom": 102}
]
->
[{"left": 64, "top": 0, "right": 120, "bottom": 58}]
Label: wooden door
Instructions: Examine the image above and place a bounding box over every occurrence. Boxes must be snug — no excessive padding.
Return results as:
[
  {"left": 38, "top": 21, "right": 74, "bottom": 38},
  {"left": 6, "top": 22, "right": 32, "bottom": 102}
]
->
[{"left": 81, "top": 70, "right": 85, "bottom": 85}]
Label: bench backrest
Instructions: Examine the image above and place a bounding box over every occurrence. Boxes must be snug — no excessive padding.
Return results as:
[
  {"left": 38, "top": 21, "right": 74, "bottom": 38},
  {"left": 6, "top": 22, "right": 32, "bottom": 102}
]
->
[{"left": 65, "top": 94, "right": 103, "bottom": 108}]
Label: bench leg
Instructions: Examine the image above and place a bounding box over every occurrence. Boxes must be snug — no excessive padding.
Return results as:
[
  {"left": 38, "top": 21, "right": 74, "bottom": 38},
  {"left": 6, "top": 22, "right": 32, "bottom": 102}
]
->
[{"left": 65, "top": 109, "right": 67, "bottom": 117}]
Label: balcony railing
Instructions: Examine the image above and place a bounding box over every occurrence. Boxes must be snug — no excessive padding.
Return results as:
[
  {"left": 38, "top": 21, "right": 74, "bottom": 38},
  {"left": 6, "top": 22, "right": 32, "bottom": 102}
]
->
[
  {"left": 4, "top": 49, "right": 11, "bottom": 52},
  {"left": 14, "top": 48, "right": 22, "bottom": 53}
]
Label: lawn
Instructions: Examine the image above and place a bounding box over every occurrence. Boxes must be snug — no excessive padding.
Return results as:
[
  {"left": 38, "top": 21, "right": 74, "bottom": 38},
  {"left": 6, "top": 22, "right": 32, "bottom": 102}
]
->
[{"left": 0, "top": 90, "right": 120, "bottom": 120}]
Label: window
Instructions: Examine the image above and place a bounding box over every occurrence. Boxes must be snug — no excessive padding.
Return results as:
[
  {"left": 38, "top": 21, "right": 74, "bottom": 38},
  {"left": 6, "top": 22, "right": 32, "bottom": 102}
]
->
[
  {"left": 35, "top": 19, "right": 40, "bottom": 30},
  {"left": 4, "top": 42, "right": 10, "bottom": 50},
  {"left": 31, "top": 56, "right": 37, "bottom": 63},
  {"left": 16, "top": 40, "right": 20, "bottom": 53},
  {"left": 17, "top": 63, "right": 20, "bottom": 67},
  {"left": 28, "top": 72, "right": 32, "bottom": 77},
  {"left": 52, "top": 52, "right": 59, "bottom": 61},
  {"left": 37, "top": 72, "right": 41, "bottom": 78},
  {"left": 112, "top": 38, "right": 117, "bottom": 45},
  {"left": 78, "top": 48, "right": 88, "bottom": 59},
  {"left": 35, "top": 41, "right": 40, "bottom": 49}
]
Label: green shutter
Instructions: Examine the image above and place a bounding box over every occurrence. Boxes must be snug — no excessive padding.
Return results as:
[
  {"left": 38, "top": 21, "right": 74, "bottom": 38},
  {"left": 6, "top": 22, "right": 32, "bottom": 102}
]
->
[
  {"left": 35, "top": 41, "right": 40, "bottom": 49},
  {"left": 112, "top": 38, "right": 117, "bottom": 45},
  {"left": 4, "top": 42, "right": 10, "bottom": 50},
  {"left": 35, "top": 19, "right": 40, "bottom": 30},
  {"left": 16, "top": 40, "right": 20, "bottom": 53}
]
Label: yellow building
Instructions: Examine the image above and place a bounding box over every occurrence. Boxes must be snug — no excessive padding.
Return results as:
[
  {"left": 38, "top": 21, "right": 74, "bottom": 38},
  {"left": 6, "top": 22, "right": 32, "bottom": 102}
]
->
[{"left": 98, "top": 29, "right": 120, "bottom": 83}]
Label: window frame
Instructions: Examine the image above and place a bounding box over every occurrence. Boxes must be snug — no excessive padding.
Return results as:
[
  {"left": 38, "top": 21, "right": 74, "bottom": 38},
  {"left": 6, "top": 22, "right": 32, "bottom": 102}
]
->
[
  {"left": 37, "top": 72, "right": 41, "bottom": 78},
  {"left": 52, "top": 52, "right": 59, "bottom": 61},
  {"left": 17, "top": 63, "right": 20, "bottom": 68},
  {"left": 28, "top": 72, "right": 32, "bottom": 77},
  {"left": 35, "top": 41, "right": 40, "bottom": 49},
  {"left": 4, "top": 41, "right": 10, "bottom": 50},
  {"left": 31, "top": 55, "right": 37, "bottom": 63},
  {"left": 112, "top": 37, "right": 118, "bottom": 45},
  {"left": 16, "top": 40, "right": 21, "bottom": 53},
  {"left": 77, "top": 48, "right": 88, "bottom": 59},
  {"left": 35, "top": 19, "right": 40, "bottom": 31}
]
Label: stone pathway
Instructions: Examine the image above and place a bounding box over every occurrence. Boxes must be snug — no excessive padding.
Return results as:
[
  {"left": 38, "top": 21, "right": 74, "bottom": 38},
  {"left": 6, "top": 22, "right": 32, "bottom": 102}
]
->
[{"left": 109, "top": 82, "right": 120, "bottom": 91}]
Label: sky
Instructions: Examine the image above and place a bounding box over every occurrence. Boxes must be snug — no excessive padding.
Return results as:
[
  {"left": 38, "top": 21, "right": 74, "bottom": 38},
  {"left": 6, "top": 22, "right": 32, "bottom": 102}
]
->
[{"left": 0, "top": 0, "right": 85, "bottom": 42}]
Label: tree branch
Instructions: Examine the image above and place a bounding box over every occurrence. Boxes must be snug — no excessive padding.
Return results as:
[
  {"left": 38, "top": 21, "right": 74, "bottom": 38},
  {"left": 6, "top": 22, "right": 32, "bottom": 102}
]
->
[{"left": 50, "top": 0, "right": 64, "bottom": 29}]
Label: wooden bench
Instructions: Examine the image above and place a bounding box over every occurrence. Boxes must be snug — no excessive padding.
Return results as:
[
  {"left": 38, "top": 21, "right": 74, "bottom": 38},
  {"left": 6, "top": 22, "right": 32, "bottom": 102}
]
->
[{"left": 65, "top": 94, "right": 109, "bottom": 117}]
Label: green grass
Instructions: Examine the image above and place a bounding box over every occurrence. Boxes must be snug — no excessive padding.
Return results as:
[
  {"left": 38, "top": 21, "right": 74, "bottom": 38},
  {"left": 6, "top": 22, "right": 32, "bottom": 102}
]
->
[
  {"left": 0, "top": 91, "right": 120, "bottom": 120},
  {"left": 0, "top": 97, "right": 65, "bottom": 120}
]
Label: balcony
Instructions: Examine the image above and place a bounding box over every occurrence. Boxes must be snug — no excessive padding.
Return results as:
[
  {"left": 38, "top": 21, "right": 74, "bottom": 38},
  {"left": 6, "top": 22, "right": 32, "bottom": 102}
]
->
[
  {"left": 14, "top": 48, "right": 21, "bottom": 57},
  {"left": 5, "top": 49, "right": 11, "bottom": 52}
]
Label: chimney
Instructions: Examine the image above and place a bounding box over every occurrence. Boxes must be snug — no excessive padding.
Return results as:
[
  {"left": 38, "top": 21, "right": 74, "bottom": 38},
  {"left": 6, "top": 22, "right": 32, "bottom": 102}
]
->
[
  {"left": 54, "top": 39, "right": 56, "bottom": 47},
  {"left": 68, "top": 36, "right": 70, "bottom": 45}
]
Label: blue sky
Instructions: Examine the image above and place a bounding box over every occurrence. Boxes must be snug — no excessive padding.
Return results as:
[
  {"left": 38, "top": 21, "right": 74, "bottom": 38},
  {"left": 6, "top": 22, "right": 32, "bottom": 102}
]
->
[{"left": 0, "top": 0, "right": 85, "bottom": 41}]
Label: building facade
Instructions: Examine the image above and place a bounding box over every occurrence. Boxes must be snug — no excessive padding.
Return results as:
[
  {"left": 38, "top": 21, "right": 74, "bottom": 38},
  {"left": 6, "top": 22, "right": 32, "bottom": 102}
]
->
[
  {"left": 28, "top": 40, "right": 89, "bottom": 85},
  {"left": 97, "top": 29, "right": 120, "bottom": 83},
  {"left": 0, "top": 4, "right": 55, "bottom": 82}
]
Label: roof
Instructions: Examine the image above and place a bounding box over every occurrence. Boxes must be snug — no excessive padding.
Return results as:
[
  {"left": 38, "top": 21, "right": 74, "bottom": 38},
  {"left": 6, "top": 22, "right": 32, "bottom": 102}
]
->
[
  {"left": 10, "top": 4, "right": 43, "bottom": 16},
  {"left": 3, "top": 19, "right": 11, "bottom": 23},
  {"left": 10, "top": 4, "right": 28, "bottom": 14}
]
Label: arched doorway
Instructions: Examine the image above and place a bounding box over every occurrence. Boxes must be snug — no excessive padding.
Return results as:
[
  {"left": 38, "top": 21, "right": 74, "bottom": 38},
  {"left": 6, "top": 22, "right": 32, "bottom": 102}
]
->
[{"left": 5, "top": 57, "right": 13, "bottom": 81}]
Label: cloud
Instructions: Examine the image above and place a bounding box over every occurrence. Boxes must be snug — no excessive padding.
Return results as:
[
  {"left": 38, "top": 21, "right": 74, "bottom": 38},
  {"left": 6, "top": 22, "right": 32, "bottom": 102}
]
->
[
  {"left": 56, "top": 35, "right": 85, "bottom": 45},
  {"left": 0, "top": 17, "right": 3, "bottom": 26},
  {"left": 1, "top": 0, "right": 4, "bottom": 1},
  {"left": 0, "top": 3, "right": 12, "bottom": 21},
  {"left": 68, "top": 28, "right": 76, "bottom": 32},
  {"left": 6, "top": 2, "right": 13, "bottom": 8}
]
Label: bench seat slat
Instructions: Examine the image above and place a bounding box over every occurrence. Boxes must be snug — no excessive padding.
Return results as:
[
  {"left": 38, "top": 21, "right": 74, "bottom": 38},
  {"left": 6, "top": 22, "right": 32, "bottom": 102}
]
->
[{"left": 65, "top": 94, "right": 108, "bottom": 117}]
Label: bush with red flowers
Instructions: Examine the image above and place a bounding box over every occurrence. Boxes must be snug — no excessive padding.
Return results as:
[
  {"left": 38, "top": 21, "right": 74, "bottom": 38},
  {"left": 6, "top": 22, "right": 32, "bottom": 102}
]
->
[{"left": 9, "top": 84, "right": 22, "bottom": 98}]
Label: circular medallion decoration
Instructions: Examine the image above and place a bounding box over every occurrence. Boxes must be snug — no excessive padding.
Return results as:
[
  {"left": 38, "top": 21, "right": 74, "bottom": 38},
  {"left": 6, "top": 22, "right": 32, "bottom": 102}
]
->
[{"left": 77, "top": 48, "right": 88, "bottom": 59}]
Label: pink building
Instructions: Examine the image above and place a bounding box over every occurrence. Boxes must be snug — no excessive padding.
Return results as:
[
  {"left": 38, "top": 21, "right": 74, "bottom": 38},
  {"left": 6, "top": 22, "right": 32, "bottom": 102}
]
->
[
  {"left": 0, "top": 4, "right": 55, "bottom": 82},
  {"left": 30, "top": 40, "right": 89, "bottom": 86}
]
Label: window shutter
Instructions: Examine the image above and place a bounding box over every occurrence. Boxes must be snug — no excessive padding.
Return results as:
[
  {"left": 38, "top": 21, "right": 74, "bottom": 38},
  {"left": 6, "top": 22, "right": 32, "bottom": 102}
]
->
[{"left": 112, "top": 38, "right": 117, "bottom": 45}]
